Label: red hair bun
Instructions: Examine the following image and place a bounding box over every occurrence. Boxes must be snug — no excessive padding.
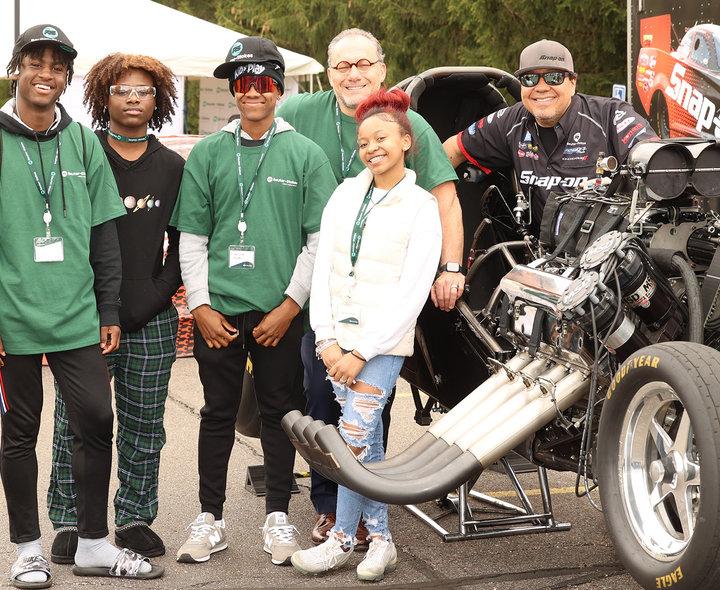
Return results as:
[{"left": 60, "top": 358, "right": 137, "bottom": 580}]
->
[{"left": 355, "top": 88, "right": 411, "bottom": 123}]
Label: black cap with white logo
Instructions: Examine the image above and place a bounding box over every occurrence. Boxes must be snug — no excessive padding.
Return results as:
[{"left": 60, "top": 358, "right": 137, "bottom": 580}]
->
[
  {"left": 213, "top": 37, "right": 285, "bottom": 79},
  {"left": 13, "top": 24, "right": 77, "bottom": 60},
  {"left": 515, "top": 39, "right": 574, "bottom": 77}
]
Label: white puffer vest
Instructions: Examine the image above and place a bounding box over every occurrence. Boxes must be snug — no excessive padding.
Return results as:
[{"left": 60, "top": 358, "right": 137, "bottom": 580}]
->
[{"left": 329, "top": 168, "right": 435, "bottom": 356}]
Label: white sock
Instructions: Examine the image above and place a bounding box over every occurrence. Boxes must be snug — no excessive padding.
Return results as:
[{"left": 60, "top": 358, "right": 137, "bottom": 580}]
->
[
  {"left": 75, "top": 537, "right": 151, "bottom": 574},
  {"left": 15, "top": 540, "right": 48, "bottom": 584},
  {"left": 216, "top": 518, "right": 226, "bottom": 528}
]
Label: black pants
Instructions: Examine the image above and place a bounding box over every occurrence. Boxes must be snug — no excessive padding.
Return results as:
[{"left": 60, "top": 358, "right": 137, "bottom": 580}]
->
[
  {"left": 300, "top": 331, "right": 394, "bottom": 514},
  {"left": 0, "top": 345, "right": 113, "bottom": 542},
  {"left": 194, "top": 311, "right": 304, "bottom": 518}
]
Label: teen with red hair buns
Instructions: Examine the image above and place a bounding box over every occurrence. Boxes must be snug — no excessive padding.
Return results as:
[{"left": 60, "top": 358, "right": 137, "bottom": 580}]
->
[{"left": 291, "top": 88, "right": 441, "bottom": 581}]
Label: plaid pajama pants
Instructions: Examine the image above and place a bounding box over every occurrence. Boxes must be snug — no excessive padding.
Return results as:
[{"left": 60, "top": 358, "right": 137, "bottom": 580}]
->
[{"left": 47, "top": 305, "right": 179, "bottom": 528}]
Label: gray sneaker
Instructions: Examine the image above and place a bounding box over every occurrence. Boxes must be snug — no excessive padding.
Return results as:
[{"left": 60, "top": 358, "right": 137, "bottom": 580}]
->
[
  {"left": 176, "top": 512, "right": 227, "bottom": 563},
  {"left": 262, "top": 512, "right": 301, "bottom": 565}
]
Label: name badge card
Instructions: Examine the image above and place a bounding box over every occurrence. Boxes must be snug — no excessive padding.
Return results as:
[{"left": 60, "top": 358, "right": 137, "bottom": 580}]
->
[
  {"left": 228, "top": 244, "right": 255, "bottom": 269},
  {"left": 337, "top": 302, "right": 361, "bottom": 326},
  {"left": 33, "top": 236, "right": 64, "bottom": 262}
]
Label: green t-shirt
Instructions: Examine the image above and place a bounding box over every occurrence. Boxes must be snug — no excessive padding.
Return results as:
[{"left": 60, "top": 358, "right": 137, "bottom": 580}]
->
[
  {"left": 277, "top": 89, "right": 458, "bottom": 189},
  {"left": 0, "top": 123, "right": 125, "bottom": 354},
  {"left": 171, "top": 121, "right": 337, "bottom": 315}
]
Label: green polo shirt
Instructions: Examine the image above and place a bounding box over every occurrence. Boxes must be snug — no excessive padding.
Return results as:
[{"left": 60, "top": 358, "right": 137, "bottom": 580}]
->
[
  {"left": 171, "top": 121, "right": 337, "bottom": 315},
  {"left": 0, "top": 124, "right": 125, "bottom": 354},
  {"left": 277, "top": 89, "right": 458, "bottom": 188}
]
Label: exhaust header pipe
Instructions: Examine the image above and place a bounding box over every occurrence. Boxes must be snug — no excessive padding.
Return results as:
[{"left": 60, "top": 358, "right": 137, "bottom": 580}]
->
[{"left": 282, "top": 353, "right": 590, "bottom": 505}]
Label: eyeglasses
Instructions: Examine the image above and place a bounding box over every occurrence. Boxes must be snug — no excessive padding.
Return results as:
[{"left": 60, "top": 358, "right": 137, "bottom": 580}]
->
[
  {"left": 519, "top": 72, "right": 572, "bottom": 88},
  {"left": 233, "top": 75, "right": 279, "bottom": 95},
  {"left": 109, "top": 85, "right": 157, "bottom": 100},
  {"left": 329, "top": 59, "right": 380, "bottom": 74}
]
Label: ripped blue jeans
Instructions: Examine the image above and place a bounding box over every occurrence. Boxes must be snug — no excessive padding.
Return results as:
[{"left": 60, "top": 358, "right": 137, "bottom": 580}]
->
[{"left": 330, "top": 354, "right": 404, "bottom": 543}]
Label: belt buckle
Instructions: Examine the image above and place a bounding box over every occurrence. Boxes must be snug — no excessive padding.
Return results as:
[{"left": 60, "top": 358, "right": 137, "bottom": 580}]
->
[{"left": 580, "top": 220, "right": 595, "bottom": 234}]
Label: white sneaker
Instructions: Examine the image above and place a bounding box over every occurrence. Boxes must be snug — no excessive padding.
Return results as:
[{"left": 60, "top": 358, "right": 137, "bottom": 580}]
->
[
  {"left": 291, "top": 533, "right": 354, "bottom": 575},
  {"left": 262, "top": 512, "right": 301, "bottom": 565},
  {"left": 356, "top": 537, "right": 397, "bottom": 581},
  {"left": 176, "top": 512, "right": 227, "bottom": 563}
]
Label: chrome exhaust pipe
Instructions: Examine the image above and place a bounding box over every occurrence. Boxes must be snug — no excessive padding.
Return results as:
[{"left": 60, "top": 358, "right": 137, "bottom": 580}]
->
[
  {"left": 281, "top": 354, "right": 591, "bottom": 505},
  {"left": 469, "top": 369, "right": 589, "bottom": 464},
  {"left": 371, "top": 358, "right": 549, "bottom": 476}
]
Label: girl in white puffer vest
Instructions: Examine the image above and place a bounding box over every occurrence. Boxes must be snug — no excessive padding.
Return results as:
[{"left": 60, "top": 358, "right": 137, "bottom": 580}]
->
[{"left": 292, "top": 89, "right": 441, "bottom": 581}]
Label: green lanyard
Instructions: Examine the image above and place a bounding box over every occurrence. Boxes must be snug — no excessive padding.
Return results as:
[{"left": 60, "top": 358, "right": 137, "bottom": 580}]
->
[
  {"left": 235, "top": 121, "right": 276, "bottom": 241},
  {"left": 335, "top": 100, "right": 357, "bottom": 178},
  {"left": 19, "top": 134, "right": 61, "bottom": 236},
  {"left": 349, "top": 176, "right": 405, "bottom": 273}
]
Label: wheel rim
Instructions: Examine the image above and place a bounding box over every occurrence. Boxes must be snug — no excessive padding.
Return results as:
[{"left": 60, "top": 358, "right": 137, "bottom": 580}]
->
[{"left": 618, "top": 382, "right": 700, "bottom": 560}]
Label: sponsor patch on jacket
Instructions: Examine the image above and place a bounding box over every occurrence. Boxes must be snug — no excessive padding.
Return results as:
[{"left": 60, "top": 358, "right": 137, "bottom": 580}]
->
[
  {"left": 621, "top": 123, "right": 646, "bottom": 145},
  {"left": 615, "top": 116, "right": 636, "bottom": 133}
]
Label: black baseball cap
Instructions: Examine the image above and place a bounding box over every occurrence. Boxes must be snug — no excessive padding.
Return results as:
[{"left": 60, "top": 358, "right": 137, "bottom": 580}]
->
[
  {"left": 213, "top": 37, "right": 284, "bottom": 79},
  {"left": 13, "top": 24, "right": 77, "bottom": 60}
]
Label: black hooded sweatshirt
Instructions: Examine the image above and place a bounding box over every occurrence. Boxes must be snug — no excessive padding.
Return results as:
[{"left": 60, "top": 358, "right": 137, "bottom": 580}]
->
[
  {"left": 97, "top": 132, "right": 184, "bottom": 332},
  {"left": 0, "top": 102, "right": 122, "bottom": 327}
]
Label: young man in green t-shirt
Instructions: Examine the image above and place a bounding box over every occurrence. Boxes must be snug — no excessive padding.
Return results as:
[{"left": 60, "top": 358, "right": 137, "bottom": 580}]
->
[
  {"left": 172, "top": 37, "right": 337, "bottom": 567},
  {"left": 0, "top": 25, "right": 162, "bottom": 586}
]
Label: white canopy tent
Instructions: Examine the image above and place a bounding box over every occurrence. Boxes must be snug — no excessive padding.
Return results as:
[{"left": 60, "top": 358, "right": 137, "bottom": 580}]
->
[{"left": 1, "top": 0, "right": 324, "bottom": 133}]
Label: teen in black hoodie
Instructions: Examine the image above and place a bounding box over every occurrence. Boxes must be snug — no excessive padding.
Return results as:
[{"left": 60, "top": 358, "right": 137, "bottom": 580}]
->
[{"left": 47, "top": 53, "right": 183, "bottom": 563}]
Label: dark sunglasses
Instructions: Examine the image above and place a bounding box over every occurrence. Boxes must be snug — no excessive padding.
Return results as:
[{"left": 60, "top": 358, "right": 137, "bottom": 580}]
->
[
  {"left": 519, "top": 71, "right": 572, "bottom": 87},
  {"left": 233, "top": 75, "right": 278, "bottom": 94}
]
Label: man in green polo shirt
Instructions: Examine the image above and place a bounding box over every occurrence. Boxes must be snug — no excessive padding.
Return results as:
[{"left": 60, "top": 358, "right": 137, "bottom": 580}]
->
[
  {"left": 172, "top": 37, "right": 337, "bottom": 567},
  {"left": 0, "top": 24, "right": 163, "bottom": 586},
  {"left": 276, "top": 27, "right": 464, "bottom": 546}
]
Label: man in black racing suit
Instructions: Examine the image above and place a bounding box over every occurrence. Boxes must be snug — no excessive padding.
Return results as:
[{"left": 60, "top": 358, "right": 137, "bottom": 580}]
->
[{"left": 443, "top": 39, "right": 658, "bottom": 227}]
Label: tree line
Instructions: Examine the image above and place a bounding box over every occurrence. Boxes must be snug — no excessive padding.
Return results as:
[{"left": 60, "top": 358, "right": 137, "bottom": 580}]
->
[{"left": 161, "top": 0, "right": 627, "bottom": 96}]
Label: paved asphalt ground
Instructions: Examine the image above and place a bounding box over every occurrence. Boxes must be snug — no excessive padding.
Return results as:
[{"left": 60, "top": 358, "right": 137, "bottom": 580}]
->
[{"left": 0, "top": 358, "right": 642, "bottom": 590}]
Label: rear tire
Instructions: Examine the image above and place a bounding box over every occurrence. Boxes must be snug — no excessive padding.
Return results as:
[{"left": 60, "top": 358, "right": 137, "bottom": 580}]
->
[
  {"left": 650, "top": 93, "right": 670, "bottom": 138},
  {"left": 597, "top": 342, "right": 720, "bottom": 590}
]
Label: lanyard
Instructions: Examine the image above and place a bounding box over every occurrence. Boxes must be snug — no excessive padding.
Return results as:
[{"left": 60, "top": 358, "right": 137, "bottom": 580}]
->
[
  {"left": 335, "top": 100, "right": 357, "bottom": 178},
  {"left": 19, "top": 134, "right": 61, "bottom": 236},
  {"left": 235, "top": 121, "right": 276, "bottom": 240},
  {"left": 349, "top": 176, "right": 405, "bottom": 272}
]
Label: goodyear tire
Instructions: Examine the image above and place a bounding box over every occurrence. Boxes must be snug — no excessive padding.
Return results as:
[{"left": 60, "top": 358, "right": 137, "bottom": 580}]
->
[{"left": 597, "top": 343, "right": 720, "bottom": 590}]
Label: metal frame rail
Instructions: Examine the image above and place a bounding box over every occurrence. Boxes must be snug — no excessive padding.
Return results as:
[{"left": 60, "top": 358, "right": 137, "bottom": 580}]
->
[{"left": 403, "top": 457, "right": 571, "bottom": 541}]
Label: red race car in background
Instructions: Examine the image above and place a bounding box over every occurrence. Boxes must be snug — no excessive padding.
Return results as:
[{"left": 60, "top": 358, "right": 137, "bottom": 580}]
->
[{"left": 636, "top": 22, "right": 720, "bottom": 138}]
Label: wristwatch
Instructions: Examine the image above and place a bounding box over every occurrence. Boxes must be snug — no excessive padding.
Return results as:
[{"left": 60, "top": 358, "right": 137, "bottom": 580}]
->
[{"left": 438, "top": 262, "right": 468, "bottom": 275}]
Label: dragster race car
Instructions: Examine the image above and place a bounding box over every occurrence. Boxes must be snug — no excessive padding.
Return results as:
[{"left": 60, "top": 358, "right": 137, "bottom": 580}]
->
[
  {"left": 282, "top": 66, "right": 720, "bottom": 590},
  {"left": 636, "top": 23, "right": 720, "bottom": 138}
]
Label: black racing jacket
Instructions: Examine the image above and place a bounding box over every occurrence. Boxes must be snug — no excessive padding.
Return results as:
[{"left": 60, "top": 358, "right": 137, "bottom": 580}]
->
[{"left": 457, "top": 93, "right": 658, "bottom": 224}]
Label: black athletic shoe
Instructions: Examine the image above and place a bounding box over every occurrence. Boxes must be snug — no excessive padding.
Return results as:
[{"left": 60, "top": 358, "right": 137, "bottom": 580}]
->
[
  {"left": 51, "top": 527, "right": 78, "bottom": 564},
  {"left": 115, "top": 522, "right": 166, "bottom": 557}
]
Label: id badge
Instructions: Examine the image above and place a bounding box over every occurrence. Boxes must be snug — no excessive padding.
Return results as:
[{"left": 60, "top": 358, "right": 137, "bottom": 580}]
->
[
  {"left": 338, "top": 302, "right": 361, "bottom": 326},
  {"left": 33, "top": 236, "right": 64, "bottom": 262},
  {"left": 228, "top": 244, "right": 255, "bottom": 269}
]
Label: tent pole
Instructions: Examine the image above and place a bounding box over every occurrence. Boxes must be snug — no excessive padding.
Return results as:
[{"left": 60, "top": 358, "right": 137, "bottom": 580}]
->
[{"left": 15, "top": 0, "right": 20, "bottom": 40}]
